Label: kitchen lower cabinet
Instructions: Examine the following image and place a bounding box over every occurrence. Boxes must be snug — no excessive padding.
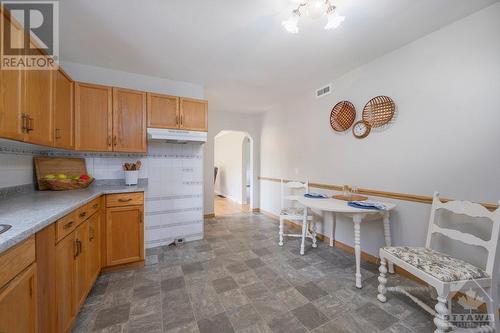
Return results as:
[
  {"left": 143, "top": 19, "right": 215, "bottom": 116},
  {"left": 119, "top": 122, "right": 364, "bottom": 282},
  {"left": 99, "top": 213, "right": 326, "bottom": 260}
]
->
[
  {"left": 87, "top": 212, "right": 101, "bottom": 290},
  {"left": 55, "top": 232, "right": 76, "bottom": 333},
  {"left": 105, "top": 205, "right": 144, "bottom": 266},
  {"left": 73, "top": 221, "right": 88, "bottom": 311},
  {"left": 0, "top": 264, "right": 38, "bottom": 333}
]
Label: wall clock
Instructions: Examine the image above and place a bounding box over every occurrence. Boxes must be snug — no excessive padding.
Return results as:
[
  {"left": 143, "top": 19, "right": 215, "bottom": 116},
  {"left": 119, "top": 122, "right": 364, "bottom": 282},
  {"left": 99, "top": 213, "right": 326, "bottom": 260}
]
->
[{"left": 352, "top": 120, "right": 371, "bottom": 139}]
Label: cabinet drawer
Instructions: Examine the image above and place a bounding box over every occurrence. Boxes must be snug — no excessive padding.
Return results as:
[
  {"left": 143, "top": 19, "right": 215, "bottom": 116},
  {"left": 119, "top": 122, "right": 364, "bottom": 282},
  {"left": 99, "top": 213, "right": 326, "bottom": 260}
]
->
[
  {"left": 106, "top": 192, "right": 144, "bottom": 207},
  {"left": 0, "top": 236, "right": 35, "bottom": 288},
  {"left": 85, "top": 197, "right": 101, "bottom": 217},
  {"left": 55, "top": 210, "right": 78, "bottom": 243}
]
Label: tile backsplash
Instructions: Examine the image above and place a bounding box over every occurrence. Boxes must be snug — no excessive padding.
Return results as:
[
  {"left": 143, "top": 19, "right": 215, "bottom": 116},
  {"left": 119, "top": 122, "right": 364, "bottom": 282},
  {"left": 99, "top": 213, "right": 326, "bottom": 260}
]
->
[{"left": 0, "top": 139, "right": 204, "bottom": 248}]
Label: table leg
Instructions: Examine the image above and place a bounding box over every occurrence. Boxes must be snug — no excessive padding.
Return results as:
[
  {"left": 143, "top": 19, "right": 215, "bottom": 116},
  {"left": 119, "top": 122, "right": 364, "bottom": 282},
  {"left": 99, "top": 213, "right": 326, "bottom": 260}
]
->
[
  {"left": 383, "top": 212, "right": 395, "bottom": 274},
  {"left": 353, "top": 214, "right": 362, "bottom": 289},
  {"left": 330, "top": 212, "right": 336, "bottom": 247}
]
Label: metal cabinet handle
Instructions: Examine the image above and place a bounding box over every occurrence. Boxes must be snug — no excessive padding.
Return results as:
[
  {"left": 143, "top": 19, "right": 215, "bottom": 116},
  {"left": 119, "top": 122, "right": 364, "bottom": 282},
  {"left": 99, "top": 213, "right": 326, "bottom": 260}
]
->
[
  {"left": 79, "top": 211, "right": 87, "bottom": 218},
  {"left": 55, "top": 128, "right": 61, "bottom": 139},
  {"left": 107, "top": 136, "right": 112, "bottom": 146},
  {"left": 27, "top": 116, "right": 34, "bottom": 132},
  {"left": 180, "top": 115, "right": 183, "bottom": 126},
  {"left": 21, "top": 113, "right": 28, "bottom": 132},
  {"left": 118, "top": 198, "right": 132, "bottom": 202},
  {"left": 89, "top": 227, "right": 94, "bottom": 241},
  {"left": 92, "top": 203, "right": 99, "bottom": 209},
  {"left": 63, "top": 221, "right": 74, "bottom": 229},
  {"left": 113, "top": 136, "right": 117, "bottom": 146},
  {"left": 74, "top": 239, "right": 80, "bottom": 258}
]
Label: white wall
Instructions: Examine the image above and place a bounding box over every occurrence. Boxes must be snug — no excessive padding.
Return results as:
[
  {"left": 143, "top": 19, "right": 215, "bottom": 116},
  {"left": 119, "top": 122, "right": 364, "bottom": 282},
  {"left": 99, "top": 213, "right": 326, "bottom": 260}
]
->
[
  {"left": 214, "top": 131, "right": 246, "bottom": 204},
  {"left": 259, "top": 3, "right": 500, "bottom": 260},
  {"left": 61, "top": 62, "right": 204, "bottom": 99},
  {"left": 203, "top": 110, "right": 262, "bottom": 214}
]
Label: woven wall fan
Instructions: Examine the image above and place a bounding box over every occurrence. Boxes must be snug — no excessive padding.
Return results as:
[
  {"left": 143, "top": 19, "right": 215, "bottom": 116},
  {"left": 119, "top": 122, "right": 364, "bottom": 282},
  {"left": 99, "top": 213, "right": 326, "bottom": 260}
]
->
[
  {"left": 330, "top": 101, "right": 356, "bottom": 132},
  {"left": 362, "top": 96, "right": 395, "bottom": 128}
]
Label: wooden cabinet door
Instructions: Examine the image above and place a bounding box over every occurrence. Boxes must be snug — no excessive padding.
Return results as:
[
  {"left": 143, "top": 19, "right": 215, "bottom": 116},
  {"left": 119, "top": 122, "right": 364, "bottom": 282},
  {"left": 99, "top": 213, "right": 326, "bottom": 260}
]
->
[
  {"left": 147, "top": 93, "right": 179, "bottom": 129},
  {"left": 24, "top": 49, "right": 54, "bottom": 146},
  {"left": 53, "top": 70, "right": 74, "bottom": 149},
  {"left": 112, "top": 88, "right": 146, "bottom": 152},
  {"left": 180, "top": 97, "right": 208, "bottom": 131},
  {"left": 87, "top": 212, "right": 101, "bottom": 290},
  {"left": 0, "top": 13, "right": 24, "bottom": 141},
  {"left": 75, "top": 82, "right": 112, "bottom": 151},
  {"left": 73, "top": 221, "right": 88, "bottom": 311},
  {"left": 0, "top": 264, "right": 38, "bottom": 333},
  {"left": 106, "top": 205, "right": 144, "bottom": 266},
  {"left": 55, "top": 233, "right": 75, "bottom": 333}
]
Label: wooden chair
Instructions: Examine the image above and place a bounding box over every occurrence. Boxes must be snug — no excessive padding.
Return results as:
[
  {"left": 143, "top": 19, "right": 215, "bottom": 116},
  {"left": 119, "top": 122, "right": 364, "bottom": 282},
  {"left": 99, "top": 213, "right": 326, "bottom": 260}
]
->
[
  {"left": 279, "top": 179, "right": 316, "bottom": 255},
  {"left": 377, "top": 192, "right": 500, "bottom": 333}
]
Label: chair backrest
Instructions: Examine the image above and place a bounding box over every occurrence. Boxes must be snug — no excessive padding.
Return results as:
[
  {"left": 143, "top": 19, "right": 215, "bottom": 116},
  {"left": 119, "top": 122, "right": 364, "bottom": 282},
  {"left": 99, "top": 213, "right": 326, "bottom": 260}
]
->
[
  {"left": 425, "top": 192, "right": 500, "bottom": 276},
  {"left": 280, "top": 179, "right": 309, "bottom": 209}
]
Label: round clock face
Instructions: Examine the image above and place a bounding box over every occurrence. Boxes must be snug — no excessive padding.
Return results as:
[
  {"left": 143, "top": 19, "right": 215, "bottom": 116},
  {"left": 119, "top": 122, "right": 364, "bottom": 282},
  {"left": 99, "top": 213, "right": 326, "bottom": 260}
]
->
[{"left": 352, "top": 120, "right": 371, "bottom": 139}]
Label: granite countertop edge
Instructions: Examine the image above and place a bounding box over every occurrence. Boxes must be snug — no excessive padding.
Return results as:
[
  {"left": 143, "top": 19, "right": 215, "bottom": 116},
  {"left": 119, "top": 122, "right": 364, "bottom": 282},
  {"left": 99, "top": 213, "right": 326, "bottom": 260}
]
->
[{"left": 0, "top": 184, "right": 147, "bottom": 254}]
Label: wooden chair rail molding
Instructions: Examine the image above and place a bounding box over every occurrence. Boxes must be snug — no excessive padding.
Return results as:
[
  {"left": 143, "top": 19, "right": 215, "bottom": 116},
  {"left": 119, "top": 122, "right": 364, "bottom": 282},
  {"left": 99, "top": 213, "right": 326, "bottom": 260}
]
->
[{"left": 258, "top": 177, "right": 499, "bottom": 211}]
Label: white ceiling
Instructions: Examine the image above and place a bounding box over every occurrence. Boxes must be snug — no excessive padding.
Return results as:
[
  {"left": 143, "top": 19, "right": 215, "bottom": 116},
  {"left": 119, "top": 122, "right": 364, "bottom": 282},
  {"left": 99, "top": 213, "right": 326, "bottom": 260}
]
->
[{"left": 60, "top": 0, "right": 498, "bottom": 113}]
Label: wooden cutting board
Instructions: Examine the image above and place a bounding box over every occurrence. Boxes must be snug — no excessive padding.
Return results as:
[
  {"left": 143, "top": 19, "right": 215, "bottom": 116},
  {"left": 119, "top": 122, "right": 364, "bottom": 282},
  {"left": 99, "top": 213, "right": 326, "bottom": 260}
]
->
[{"left": 34, "top": 157, "right": 88, "bottom": 190}]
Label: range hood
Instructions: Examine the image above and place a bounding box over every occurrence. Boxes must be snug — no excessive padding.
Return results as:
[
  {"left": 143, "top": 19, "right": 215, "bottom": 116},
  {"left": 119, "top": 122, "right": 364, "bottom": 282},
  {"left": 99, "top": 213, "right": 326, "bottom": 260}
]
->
[{"left": 147, "top": 128, "right": 207, "bottom": 143}]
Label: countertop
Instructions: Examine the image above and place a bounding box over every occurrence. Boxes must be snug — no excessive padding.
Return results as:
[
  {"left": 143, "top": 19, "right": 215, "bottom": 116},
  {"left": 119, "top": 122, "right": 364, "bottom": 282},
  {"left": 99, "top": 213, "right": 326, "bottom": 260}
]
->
[{"left": 0, "top": 183, "right": 147, "bottom": 254}]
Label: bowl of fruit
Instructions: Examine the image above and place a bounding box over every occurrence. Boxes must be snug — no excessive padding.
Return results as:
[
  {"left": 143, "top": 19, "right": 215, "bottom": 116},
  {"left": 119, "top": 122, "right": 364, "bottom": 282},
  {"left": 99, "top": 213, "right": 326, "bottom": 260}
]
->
[{"left": 41, "top": 173, "right": 94, "bottom": 191}]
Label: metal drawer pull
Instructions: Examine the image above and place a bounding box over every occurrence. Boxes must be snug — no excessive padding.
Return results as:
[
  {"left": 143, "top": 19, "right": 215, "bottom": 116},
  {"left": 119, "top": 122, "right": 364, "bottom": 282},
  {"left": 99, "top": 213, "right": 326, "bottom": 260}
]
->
[
  {"left": 92, "top": 204, "right": 99, "bottom": 209},
  {"left": 63, "top": 221, "right": 74, "bottom": 229},
  {"left": 79, "top": 212, "right": 87, "bottom": 218},
  {"left": 118, "top": 198, "right": 133, "bottom": 202}
]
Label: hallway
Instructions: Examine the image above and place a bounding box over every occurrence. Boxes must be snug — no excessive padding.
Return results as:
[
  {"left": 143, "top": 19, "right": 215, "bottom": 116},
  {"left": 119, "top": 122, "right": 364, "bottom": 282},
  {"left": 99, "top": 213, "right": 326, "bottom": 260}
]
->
[{"left": 214, "top": 195, "right": 250, "bottom": 216}]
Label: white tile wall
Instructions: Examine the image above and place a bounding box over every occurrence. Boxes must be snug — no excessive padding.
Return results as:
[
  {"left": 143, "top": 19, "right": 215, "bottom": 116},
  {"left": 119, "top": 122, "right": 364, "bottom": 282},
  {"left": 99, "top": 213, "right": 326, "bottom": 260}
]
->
[
  {"left": 0, "top": 139, "right": 205, "bottom": 249},
  {"left": 0, "top": 153, "right": 34, "bottom": 188}
]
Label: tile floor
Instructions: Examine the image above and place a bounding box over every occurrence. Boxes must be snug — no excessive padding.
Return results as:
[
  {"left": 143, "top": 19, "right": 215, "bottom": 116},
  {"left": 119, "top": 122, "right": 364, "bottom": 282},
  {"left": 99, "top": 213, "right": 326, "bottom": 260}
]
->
[{"left": 72, "top": 212, "right": 438, "bottom": 333}]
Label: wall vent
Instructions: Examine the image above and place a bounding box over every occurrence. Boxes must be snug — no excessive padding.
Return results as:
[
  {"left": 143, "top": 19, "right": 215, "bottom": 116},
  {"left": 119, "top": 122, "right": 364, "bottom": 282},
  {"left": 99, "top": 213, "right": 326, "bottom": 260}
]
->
[{"left": 316, "top": 84, "right": 332, "bottom": 98}]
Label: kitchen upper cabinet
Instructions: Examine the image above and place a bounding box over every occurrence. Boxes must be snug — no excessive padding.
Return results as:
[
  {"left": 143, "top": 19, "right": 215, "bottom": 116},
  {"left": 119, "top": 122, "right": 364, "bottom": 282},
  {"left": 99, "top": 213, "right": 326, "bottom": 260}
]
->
[
  {"left": 73, "top": 221, "right": 88, "bottom": 311},
  {"left": 0, "top": 12, "right": 24, "bottom": 141},
  {"left": 23, "top": 48, "right": 54, "bottom": 146},
  {"left": 112, "top": 88, "right": 147, "bottom": 153},
  {"left": 180, "top": 97, "right": 208, "bottom": 131},
  {"left": 55, "top": 233, "right": 75, "bottom": 333},
  {"left": 53, "top": 70, "right": 74, "bottom": 149},
  {"left": 0, "top": 264, "right": 38, "bottom": 333},
  {"left": 106, "top": 205, "right": 144, "bottom": 267},
  {"left": 86, "top": 213, "right": 101, "bottom": 290},
  {"left": 75, "top": 82, "right": 112, "bottom": 151},
  {"left": 147, "top": 93, "right": 179, "bottom": 129}
]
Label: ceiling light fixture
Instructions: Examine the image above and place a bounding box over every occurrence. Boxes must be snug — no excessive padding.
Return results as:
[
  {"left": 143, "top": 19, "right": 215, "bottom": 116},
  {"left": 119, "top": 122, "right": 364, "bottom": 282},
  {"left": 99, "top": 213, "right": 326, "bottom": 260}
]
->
[{"left": 282, "top": 0, "right": 345, "bottom": 33}]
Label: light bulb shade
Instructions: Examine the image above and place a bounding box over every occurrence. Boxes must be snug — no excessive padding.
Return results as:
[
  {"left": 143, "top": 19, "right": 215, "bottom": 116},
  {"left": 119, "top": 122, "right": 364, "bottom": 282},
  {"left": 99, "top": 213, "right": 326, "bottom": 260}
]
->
[
  {"left": 282, "top": 11, "right": 300, "bottom": 34},
  {"left": 306, "top": 0, "right": 326, "bottom": 19},
  {"left": 282, "top": 19, "right": 299, "bottom": 33},
  {"left": 325, "top": 12, "right": 345, "bottom": 30}
]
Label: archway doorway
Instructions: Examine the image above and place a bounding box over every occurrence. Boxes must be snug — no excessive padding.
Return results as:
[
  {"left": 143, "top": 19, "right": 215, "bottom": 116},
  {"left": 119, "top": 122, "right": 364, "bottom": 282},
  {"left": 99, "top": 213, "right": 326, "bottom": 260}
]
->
[{"left": 213, "top": 130, "right": 254, "bottom": 216}]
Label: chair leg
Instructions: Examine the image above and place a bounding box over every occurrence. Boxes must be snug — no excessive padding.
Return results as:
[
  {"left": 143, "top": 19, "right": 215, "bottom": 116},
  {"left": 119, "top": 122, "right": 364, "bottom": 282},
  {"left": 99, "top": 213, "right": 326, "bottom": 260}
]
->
[
  {"left": 278, "top": 217, "right": 284, "bottom": 246},
  {"left": 300, "top": 219, "right": 308, "bottom": 255},
  {"left": 433, "top": 294, "right": 450, "bottom": 333},
  {"left": 377, "top": 258, "right": 388, "bottom": 303},
  {"left": 311, "top": 220, "right": 318, "bottom": 248}
]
